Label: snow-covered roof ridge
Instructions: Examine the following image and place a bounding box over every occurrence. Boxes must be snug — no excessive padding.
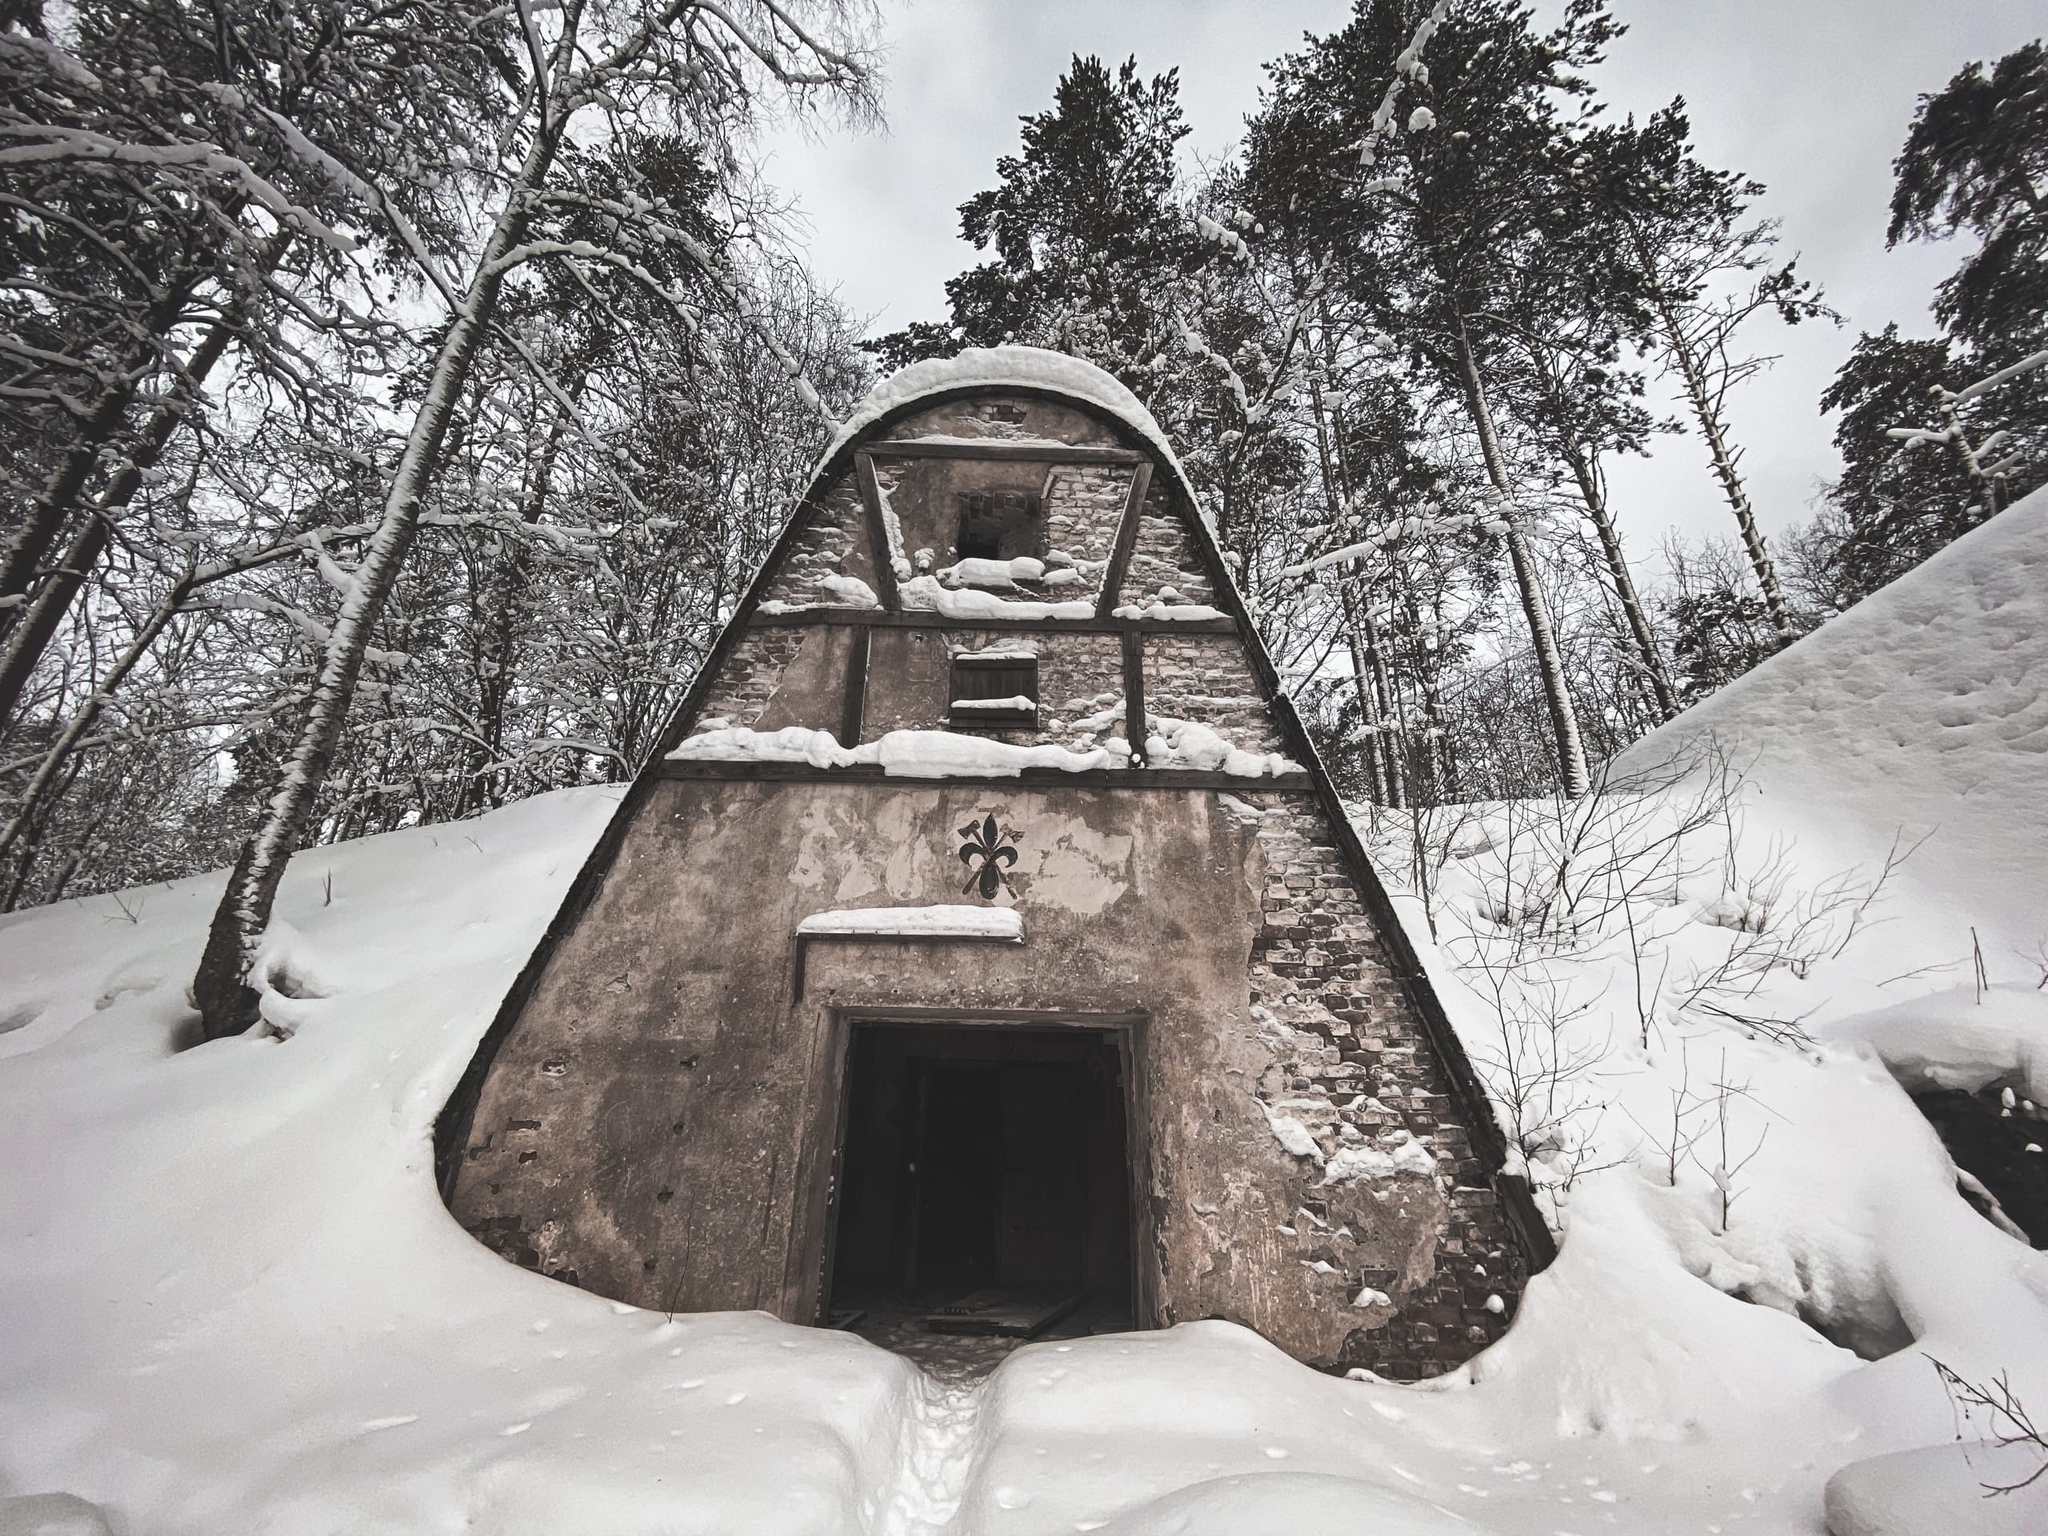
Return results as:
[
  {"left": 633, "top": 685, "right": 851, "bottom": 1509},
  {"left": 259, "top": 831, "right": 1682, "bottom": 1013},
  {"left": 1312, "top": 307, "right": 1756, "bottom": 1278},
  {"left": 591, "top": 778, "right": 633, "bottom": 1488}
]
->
[
  {"left": 807, "top": 345, "right": 1260, "bottom": 653},
  {"left": 820, "top": 345, "right": 1192, "bottom": 487}
]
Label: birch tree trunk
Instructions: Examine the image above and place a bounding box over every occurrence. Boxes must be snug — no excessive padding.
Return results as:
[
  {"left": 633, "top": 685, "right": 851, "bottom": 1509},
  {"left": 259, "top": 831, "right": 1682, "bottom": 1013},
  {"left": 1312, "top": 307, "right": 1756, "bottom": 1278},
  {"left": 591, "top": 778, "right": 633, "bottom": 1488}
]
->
[
  {"left": 1453, "top": 312, "right": 1590, "bottom": 797},
  {"left": 191, "top": 137, "right": 564, "bottom": 1039},
  {"left": 1637, "top": 270, "right": 1796, "bottom": 644}
]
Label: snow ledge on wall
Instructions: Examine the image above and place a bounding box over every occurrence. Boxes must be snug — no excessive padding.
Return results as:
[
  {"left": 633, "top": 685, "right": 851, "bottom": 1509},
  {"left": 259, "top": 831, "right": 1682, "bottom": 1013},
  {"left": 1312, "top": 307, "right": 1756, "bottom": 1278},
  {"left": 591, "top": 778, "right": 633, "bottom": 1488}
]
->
[{"left": 796, "top": 905, "right": 1023, "bottom": 940}]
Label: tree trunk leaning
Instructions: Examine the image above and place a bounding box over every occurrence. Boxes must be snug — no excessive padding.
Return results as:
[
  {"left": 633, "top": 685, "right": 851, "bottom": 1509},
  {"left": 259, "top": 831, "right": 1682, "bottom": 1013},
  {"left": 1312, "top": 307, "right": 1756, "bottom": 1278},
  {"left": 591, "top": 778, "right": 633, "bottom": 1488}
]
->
[
  {"left": 191, "top": 144, "right": 559, "bottom": 1039},
  {"left": 1653, "top": 291, "right": 1797, "bottom": 644},
  {"left": 1454, "top": 316, "right": 1590, "bottom": 796}
]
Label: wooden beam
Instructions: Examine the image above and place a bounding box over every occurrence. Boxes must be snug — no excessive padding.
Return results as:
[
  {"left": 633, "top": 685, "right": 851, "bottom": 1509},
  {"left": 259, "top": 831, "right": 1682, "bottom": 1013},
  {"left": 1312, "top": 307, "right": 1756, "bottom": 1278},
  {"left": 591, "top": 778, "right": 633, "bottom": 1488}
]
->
[
  {"left": 1121, "top": 630, "right": 1149, "bottom": 769},
  {"left": 867, "top": 439, "right": 1144, "bottom": 464},
  {"left": 1095, "top": 460, "right": 1155, "bottom": 620},
  {"left": 852, "top": 452, "right": 900, "bottom": 610},
  {"left": 839, "top": 625, "right": 870, "bottom": 748}
]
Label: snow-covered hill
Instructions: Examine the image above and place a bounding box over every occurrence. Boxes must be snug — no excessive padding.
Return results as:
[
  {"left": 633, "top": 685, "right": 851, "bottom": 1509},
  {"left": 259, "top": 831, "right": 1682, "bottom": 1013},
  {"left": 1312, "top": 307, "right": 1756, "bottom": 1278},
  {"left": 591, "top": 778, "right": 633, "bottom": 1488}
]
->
[
  {"left": 1616, "top": 479, "right": 2048, "bottom": 966},
  {"left": 2, "top": 495, "right": 2046, "bottom": 1535}
]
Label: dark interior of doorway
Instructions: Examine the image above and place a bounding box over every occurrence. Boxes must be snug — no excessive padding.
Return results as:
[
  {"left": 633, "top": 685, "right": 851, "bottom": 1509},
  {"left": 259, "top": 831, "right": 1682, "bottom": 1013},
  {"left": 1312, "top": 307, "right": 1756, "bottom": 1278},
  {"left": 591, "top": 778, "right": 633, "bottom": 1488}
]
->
[{"left": 826, "top": 1022, "right": 1135, "bottom": 1373}]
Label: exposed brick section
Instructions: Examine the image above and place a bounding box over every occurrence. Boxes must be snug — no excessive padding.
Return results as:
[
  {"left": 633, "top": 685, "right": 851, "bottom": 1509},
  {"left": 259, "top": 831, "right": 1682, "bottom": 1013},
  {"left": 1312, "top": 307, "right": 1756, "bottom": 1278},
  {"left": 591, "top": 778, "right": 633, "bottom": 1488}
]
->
[
  {"left": 760, "top": 481, "right": 873, "bottom": 608},
  {"left": 1040, "top": 463, "right": 1131, "bottom": 602},
  {"left": 892, "top": 398, "right": 1123, "bottom": 448},
  {"left": 1230, "top": 793, "right": 1528, "bottom": 1380},
  {"left": 694, "top": 629, "right": 807, "bottom": 728},
  {"left": 1144, "top": 635, "right": 1287, "bottom": 757},
  {"left": 1117, "top": 494, "right": 1217, "bottom": 608}
]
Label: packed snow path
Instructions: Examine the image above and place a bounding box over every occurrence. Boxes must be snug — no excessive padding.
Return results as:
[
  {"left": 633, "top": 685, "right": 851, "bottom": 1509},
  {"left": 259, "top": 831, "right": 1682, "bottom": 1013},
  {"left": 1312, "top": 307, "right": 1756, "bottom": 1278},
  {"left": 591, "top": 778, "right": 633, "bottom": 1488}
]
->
[{"left": 878, "top": 1376, "right": 983, "bottom": 1536}]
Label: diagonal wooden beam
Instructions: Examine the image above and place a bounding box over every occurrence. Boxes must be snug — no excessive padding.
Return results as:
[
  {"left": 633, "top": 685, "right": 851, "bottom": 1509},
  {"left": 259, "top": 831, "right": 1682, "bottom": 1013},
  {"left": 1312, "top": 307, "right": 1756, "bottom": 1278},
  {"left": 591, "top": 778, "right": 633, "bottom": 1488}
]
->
[
  {"left": 839, "top": 625, "right": 870, "bottom": 749},
  {"left": 852, "top": 452, "right": 900, "bottom": 610},
  {"left": 1095, "top": 460, "right": 1155, "bottom": 621}
]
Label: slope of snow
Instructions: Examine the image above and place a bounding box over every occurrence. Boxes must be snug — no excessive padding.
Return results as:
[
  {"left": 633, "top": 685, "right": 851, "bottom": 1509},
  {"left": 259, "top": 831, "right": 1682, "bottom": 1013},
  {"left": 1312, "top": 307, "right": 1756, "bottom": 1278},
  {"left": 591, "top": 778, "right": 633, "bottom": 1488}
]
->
[
  {"left": 0, "top": 789, "right": 916, "bottom": 1534},
  {"left": 1616, "top": 483, "right": 2048, "bottom": 964}
]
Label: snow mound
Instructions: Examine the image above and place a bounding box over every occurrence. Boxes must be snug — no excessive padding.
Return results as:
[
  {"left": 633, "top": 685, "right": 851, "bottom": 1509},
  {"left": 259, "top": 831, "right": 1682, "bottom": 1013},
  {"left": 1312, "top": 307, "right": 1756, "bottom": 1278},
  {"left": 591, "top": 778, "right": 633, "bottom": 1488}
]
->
[
  {"left": 0, "top": 1494, "right": 116, "bottom": 1536},
  {"left": 1827, "top": 984, "right": 2048, "bottom": 1102},
  {"left": 1824, "top": 1441, "right": 2048, "bottom": 1535}
]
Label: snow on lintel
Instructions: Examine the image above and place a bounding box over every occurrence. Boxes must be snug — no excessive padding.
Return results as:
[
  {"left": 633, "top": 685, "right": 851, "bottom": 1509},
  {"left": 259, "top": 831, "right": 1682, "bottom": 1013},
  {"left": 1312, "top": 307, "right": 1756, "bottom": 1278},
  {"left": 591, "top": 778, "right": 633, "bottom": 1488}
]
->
[{"left": 797, "top": 905, "right": 1023, "bottom": 941}]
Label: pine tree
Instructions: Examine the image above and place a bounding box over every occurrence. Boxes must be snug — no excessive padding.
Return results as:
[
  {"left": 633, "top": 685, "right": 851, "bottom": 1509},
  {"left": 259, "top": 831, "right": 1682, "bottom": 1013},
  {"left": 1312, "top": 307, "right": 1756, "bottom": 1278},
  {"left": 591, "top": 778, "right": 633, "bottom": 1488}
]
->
[
  {"left": 1816, "top": 41, "right": 2046, "bottom": 607},
  {"left": 1889, "top": 41, "right": 2048, "bottom": 356},
  {"left": 1580, "top": 105, "right": 1831, "bottom": 648},
  {"left": 870, "top": 54, "right": 1195, "bottom": 385},
  {"left": 1247, "top": 0, "right": 1627, "bottom": 796}
]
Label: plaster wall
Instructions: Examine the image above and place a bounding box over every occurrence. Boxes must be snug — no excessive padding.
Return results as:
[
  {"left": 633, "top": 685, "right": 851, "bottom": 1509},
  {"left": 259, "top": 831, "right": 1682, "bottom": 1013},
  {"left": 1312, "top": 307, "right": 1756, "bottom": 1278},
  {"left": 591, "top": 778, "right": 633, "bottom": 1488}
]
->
[{"left": 448, "top": 776, "right": 1521, "bottom": 1373}]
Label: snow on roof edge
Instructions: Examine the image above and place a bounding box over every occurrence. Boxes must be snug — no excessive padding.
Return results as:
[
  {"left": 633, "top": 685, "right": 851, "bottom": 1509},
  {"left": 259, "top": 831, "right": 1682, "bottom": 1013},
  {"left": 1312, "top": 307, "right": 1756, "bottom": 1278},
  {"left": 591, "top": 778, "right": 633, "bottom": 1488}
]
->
[{"left": 819, "top": 346, "right": 1199, "bottom": 513}]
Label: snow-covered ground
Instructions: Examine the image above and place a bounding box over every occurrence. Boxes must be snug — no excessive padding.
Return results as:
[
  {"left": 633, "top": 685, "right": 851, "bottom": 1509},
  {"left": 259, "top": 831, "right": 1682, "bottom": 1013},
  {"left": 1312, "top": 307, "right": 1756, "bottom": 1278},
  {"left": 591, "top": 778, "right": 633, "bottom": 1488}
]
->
[{"left": 3, "top": 492, "right": 2045, "bottom": 1534}]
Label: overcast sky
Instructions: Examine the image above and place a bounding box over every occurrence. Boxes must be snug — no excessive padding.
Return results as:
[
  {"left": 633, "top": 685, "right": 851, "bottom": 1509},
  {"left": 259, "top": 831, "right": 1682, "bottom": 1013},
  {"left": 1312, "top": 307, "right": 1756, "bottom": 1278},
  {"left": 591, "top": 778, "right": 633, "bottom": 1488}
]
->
[{"left": 760, "top": 0, "right": 2039, "bottom": 546}]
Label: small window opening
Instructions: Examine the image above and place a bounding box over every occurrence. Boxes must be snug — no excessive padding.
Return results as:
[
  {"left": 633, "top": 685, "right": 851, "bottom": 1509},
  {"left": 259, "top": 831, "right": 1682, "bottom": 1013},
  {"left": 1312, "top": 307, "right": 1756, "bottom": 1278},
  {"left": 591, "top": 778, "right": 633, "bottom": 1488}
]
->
[
  {"left": 956, "top": 490, "right": 1041, "bottom": 562},
  {"left": 950, "top": 653, "right": 1038, "bottom": 730}
]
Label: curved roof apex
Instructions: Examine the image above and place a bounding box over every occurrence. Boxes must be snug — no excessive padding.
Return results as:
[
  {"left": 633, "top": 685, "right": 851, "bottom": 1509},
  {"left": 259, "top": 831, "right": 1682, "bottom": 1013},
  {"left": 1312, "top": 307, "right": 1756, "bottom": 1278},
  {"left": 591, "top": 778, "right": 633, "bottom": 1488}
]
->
[{"left": 820, "top": 345, "right": 1193, "bottom": 492}]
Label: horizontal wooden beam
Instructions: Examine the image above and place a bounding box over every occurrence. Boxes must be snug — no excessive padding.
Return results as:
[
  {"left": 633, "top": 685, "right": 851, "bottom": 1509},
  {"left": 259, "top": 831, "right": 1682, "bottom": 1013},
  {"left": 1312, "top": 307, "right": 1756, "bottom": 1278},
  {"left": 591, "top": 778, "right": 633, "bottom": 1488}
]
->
[
  {"left": 867, "top": 438, "right": 1145, "bottom": 464},
  {"left": 747, "top": 608, "right": 1235, "bottom": 636},
  {"left": 654, "top": 760, "right": 1314, "bottom": 792}
]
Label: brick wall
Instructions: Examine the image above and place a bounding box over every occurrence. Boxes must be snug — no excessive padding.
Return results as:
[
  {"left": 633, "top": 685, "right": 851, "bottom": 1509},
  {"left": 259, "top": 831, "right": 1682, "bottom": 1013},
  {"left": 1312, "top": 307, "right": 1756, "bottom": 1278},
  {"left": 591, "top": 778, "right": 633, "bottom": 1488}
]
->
[
  {"left": 1118, "top": 495, "right": 1217, "bottom": 607},
  {"left": 1041, "top": 464, "right": 1127, "bottom": 602},
  {"left": 1144, "top": 635, "right": 1287, "bottom": 757},
  {"left": 760, "top": 481, "right": 869, "bottom": 607},
  {"left": 694, "top": 629, "right": 808, "bottom": 728},
  {"left": 1231, "top": 792, "right": 1527, "bottom": 1379}
]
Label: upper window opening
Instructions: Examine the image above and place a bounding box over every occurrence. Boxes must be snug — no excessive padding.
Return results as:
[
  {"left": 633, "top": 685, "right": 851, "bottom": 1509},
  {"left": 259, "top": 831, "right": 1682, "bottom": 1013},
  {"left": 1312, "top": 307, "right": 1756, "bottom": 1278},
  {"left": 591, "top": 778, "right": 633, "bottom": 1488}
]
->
[
  {"left": 957, "top": 490, "right": 1041, "bottom": 562},
  {"left": 949, "top": 653, "right": 1039, "bottom": 731}
]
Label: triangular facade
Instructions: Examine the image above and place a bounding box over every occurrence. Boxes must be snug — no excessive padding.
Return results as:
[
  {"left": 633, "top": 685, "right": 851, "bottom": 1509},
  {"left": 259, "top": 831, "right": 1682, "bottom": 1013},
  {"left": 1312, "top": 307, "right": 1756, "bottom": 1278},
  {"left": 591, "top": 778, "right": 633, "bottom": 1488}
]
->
[{"left": 437, "top": 349, "right": 1550, "bottom": 1378}]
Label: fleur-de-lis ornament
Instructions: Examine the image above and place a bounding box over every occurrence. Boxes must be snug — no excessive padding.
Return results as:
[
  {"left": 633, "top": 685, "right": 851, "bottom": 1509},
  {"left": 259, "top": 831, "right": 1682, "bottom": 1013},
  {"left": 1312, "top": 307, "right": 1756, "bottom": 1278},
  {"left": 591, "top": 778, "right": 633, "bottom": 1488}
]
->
[{"left": 957, "top": 814, "right": 1021, "bottom": 900}]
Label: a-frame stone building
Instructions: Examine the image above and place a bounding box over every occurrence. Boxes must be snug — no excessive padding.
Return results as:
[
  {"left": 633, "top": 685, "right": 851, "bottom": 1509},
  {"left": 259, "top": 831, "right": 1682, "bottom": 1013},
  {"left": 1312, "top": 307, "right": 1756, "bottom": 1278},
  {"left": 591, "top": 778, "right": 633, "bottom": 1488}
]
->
[{"left": 436, "top": 348, "right": 1552, "bottom": 1379}]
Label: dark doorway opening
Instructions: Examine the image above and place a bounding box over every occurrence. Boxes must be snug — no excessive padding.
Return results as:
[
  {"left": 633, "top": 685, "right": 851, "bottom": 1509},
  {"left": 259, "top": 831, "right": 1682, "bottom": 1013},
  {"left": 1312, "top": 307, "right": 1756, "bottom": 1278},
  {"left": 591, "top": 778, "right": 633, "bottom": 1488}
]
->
[{"left": 826, "top": 1021, "right": 1136, "bottom": 1372}]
